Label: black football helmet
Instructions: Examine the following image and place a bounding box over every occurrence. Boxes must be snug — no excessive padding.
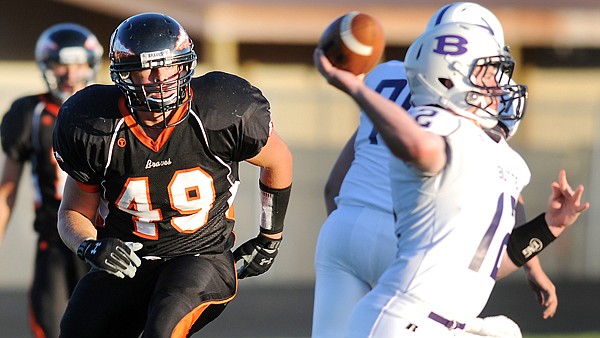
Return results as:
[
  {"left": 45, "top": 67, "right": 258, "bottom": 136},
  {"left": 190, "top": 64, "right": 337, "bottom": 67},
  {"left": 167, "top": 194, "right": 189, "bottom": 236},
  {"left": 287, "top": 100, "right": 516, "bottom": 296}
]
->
[
  {"left": 109, "top": 12, "right": 197, "bottom": 125},
  {"left": 35, "top": 23, "right": 103, "bottom": 103}
]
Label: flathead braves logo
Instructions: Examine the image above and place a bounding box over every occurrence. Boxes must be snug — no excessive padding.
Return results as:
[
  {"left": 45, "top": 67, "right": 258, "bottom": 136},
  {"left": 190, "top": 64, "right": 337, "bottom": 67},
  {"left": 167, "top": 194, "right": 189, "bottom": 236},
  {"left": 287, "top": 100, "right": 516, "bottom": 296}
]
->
[{"left": 433, "top": 34, "right": 468, "bottom": 56}]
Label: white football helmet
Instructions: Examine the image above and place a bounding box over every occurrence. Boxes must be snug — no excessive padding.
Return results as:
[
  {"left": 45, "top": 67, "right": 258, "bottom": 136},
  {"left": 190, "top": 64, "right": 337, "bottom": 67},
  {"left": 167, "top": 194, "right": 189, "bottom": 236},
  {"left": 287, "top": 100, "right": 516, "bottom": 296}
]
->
[
  {"left": 405, "top": 23, "right": 525, "bottom": 129},
  {"left": 426, "top": 2, "right": 505, "bottom": 47}
]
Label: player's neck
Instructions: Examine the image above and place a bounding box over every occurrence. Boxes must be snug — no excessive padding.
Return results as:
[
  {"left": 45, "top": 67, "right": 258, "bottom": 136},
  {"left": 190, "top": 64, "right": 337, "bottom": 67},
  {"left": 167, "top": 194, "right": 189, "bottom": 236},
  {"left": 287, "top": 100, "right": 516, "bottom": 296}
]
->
[
  {"left": 143, "top": 127, "right": 162, "bottom": 141},
  {"left": 135, "top": 109, "right": 175, "bottom": 140}
]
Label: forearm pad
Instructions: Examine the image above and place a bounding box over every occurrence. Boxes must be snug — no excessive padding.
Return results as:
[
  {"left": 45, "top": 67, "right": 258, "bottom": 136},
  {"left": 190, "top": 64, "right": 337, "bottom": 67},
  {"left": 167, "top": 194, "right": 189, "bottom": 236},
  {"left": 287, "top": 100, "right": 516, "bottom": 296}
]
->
[
  {"left": 506, "top": 213, "right": 556, "bottom": 267},
  {"left": 258, "top": 182, "right": 291, "bottom": 235}
]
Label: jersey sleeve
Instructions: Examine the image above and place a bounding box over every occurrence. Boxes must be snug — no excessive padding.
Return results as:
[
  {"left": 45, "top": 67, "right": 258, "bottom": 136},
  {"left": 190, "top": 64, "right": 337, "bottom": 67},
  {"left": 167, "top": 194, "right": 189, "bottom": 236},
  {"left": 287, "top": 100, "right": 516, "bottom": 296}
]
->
[
  {"left": 52, "top": 87, "right": 109, "bottom": 185},
  {"left": 0, "top": 96, "right": 34, "bottom": 162},
  {"left": 233, "top": 85, "right": 272, "bottom": 161}
]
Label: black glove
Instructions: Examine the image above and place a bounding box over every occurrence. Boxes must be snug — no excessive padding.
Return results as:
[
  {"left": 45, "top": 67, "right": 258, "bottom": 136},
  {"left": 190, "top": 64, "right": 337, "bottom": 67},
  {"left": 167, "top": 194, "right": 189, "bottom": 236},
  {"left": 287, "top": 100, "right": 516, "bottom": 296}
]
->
[
  {"left": 233, "top": 234, "right": 281, "bottom": 279},
  {"left": 77, "top": 238, "right": 142, "bottom": 279}
]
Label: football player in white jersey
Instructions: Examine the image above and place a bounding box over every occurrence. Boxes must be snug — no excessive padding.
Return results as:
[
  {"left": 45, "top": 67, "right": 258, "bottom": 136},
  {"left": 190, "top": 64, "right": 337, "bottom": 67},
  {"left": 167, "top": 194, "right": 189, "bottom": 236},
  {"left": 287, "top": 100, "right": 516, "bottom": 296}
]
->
[
  {"left": 312, "top": 3, "right": 557, "bottom": 337},
  {"left": 314, "top": 20, "right": 589, "bottom": 338}
]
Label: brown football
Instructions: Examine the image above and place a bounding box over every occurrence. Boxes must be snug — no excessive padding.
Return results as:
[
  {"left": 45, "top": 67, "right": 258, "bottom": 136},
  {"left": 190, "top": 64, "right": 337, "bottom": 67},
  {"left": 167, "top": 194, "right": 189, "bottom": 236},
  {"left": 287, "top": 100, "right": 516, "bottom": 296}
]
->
[{"left": 318, "top": 12, "right": 385, "bottom": 75}]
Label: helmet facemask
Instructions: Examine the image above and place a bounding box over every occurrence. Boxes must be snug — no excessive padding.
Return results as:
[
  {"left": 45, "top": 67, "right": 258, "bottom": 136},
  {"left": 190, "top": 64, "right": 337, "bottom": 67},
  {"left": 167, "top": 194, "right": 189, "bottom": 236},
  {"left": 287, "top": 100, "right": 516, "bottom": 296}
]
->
[
  {"left": 113, "top": 60, "right": 196, "bottom": 128},
  {"left": 42, "top": 56, "right": 96, "bottom": 103},
  {"left": 462, "top": 55, "right": 520, "bottom": 120},
  {"left": 42, "top": 66, "right": 91, "bottom": 104},
  {"left": 496, "top": 79, "right": 528, "bottom": 139}
]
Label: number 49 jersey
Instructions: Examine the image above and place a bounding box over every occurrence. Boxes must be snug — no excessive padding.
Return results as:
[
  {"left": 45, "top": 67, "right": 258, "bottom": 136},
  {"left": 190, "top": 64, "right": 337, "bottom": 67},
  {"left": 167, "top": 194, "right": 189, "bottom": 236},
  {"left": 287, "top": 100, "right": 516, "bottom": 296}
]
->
[
  {"left": 384, "top": 106, "right": 531, "bottom": 320},
  {"left": 53, "top": 71, "right": 272, "bottom": 258}
]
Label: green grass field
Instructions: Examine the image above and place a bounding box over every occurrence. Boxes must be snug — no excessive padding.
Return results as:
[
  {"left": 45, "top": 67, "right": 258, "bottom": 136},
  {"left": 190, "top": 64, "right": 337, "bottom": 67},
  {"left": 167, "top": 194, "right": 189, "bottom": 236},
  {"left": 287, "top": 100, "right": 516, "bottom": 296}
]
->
[{"left": 525, "top": 333, "right": 600, "bottom": 338}]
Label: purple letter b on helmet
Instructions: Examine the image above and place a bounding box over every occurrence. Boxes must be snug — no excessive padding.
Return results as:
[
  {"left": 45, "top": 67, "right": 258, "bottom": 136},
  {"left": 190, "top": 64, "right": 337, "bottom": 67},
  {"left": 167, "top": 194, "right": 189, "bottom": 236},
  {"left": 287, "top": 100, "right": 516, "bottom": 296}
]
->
[{"left": 433, "top": 35, "right": 468, "bottom": 56}]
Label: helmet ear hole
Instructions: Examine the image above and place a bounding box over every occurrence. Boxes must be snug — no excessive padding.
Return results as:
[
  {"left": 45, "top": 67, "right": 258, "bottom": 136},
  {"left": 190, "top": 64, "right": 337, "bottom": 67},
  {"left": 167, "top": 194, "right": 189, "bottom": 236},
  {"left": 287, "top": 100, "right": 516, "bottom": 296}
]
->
[{"left": 439, "top": 78, "right": 453, "bottom": 89}]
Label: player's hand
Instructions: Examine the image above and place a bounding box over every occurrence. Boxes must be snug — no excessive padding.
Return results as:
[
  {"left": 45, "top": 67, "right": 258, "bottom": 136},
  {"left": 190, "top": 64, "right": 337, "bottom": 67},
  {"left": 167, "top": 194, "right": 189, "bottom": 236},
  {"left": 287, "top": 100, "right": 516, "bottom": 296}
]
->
[
  {"left": 545, "top": 170, "right": 590, "bottom": 237},
  {"left": 464, "top": 315, "right": 522, "bottom": 338},
  {"left": 79, "top": 238, "right": 142, "bottom": 279},
  {"left": 524, "top": 259, "right": 557, "bottom": 319},
  {"left": 313, "top": 48, "right": 364, "bottom": 96},
  {"left": 233, "top": 234, "right": 281, "bottom": 279}
]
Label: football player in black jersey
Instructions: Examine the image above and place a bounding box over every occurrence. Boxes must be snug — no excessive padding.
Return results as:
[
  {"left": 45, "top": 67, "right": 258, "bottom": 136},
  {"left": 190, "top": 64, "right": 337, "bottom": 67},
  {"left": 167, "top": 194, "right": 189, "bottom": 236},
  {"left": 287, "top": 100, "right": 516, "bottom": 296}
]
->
[
  {"left": 0, "top": 23, "right": 103, "bottom": 338},
  {"left": 53, "top": 12, "right": 293, "bottom": 338}
]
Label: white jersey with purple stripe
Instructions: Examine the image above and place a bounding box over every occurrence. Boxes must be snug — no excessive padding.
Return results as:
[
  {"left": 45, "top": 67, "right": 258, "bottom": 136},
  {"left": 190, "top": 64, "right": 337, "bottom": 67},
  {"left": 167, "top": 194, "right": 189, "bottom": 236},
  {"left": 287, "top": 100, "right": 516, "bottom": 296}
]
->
[
  {"left": 335, "top": 60, "right": 411, "bottom": 213},
  {"left": 381, "top": 106, "right": 531, "bottom": 321}
]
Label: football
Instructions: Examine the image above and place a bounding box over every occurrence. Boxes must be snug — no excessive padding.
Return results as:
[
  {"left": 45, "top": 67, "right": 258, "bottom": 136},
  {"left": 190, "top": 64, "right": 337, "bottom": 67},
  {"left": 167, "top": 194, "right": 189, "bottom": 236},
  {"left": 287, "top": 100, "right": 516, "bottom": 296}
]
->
[{"left": 318, "top": 12, "right": 385, "bottom": 75}]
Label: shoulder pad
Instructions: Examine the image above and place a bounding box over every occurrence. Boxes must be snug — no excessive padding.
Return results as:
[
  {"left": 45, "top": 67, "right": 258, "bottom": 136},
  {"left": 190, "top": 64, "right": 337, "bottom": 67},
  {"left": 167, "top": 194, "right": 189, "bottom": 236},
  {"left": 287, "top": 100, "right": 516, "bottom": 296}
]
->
[
  {"left": 190, "top": 72, "right": 270, "bottom": 131},
  {"left": 0, "top": 95, "right": 42, "bottom": 160},
  {"left": 60, "top": 85, "right": 122, "bottom": 125}
]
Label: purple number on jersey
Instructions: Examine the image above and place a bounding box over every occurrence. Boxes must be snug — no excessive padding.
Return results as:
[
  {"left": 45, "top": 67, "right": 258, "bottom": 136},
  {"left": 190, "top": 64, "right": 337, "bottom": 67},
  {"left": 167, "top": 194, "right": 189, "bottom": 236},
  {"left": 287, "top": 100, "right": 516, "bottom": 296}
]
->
[{"left": 369, "top": 79, "right": 412, "bottom": 144}]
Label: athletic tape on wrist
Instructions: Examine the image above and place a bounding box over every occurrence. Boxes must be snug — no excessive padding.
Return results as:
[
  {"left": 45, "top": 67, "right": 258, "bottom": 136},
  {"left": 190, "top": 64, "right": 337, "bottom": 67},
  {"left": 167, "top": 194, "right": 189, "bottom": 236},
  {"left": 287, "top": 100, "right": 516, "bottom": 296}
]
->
[
  {"left": 258, "top": 182, "right": 291, "bottom": 235},
  {"left": 506, "top": 213, "right": 556, "bottom": 267}
]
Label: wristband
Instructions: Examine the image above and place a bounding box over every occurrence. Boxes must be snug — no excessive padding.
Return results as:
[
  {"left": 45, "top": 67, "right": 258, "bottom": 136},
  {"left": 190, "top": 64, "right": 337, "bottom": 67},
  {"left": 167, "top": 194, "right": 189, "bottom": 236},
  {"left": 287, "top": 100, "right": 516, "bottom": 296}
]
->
[
  {"left": 258, "top": 182, "right": 291, "bottom": 235},
  {"left": 256, "top": 234, "right": 282, "bottom": 250},
  {"left": 76, "top": 239, "right": 93, "bottom": 261},
  {"left": 506, "top": 213, "right": 556, "bottom": 267}
]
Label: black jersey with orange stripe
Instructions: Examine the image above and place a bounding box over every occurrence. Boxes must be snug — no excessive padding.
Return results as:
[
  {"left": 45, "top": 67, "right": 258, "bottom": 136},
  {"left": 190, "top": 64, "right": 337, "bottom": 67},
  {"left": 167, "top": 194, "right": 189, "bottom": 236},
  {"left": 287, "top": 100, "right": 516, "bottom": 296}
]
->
[
  {"left": 1, "top": 93, "right": 66, "bottom": 239},
  {"left": 53, "top": 71, "right": 272, "bottom": 257}
]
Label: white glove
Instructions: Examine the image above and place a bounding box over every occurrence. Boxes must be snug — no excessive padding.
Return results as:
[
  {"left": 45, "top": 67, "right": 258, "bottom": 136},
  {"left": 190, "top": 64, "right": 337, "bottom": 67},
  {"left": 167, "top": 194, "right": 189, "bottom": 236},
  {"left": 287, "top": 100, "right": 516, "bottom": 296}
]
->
[{"left": 464, "top": 315, "right": 522, "bottom": 338}]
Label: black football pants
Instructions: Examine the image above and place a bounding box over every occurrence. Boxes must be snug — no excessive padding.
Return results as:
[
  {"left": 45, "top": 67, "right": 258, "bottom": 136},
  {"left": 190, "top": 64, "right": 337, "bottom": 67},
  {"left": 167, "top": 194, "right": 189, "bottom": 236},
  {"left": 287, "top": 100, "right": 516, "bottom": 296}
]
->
[{"left": 59, "top": 250, "right": 237, "bottom": 338}]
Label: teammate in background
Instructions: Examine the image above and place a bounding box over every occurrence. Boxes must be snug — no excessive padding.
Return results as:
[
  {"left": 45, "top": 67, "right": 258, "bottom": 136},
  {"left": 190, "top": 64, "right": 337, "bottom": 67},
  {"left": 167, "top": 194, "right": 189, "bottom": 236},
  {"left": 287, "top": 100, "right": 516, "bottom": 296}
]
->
[
  {"left": 0, "top": 23, "right": 103, "bottom": 338},
  {"left": 315, "top": 21, "right": 588, "bottom": 337},
  {"left": 52, "top": 13, "right": 292, "bottom": 337},
  {"left": 312, "top": 4, "right": 556, "bottom": 337}
]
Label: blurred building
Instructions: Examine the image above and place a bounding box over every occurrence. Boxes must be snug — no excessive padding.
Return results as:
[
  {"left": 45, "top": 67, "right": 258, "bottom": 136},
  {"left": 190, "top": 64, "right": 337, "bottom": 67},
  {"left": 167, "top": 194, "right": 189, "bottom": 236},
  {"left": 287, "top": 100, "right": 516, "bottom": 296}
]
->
[{"left": 1, "top": 0, "right": 600, "bottom": 289}]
